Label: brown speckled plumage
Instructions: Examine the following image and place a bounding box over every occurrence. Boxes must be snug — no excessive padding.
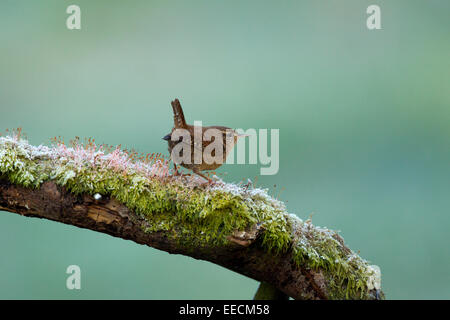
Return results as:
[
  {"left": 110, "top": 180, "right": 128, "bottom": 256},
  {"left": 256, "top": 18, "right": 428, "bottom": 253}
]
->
[{"left": 163, "top": 99, "right": 241, "bottom": 182}]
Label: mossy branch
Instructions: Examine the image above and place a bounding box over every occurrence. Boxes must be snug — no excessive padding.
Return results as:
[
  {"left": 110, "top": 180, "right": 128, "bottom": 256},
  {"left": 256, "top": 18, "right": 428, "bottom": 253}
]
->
[
  {"left": 254, "top": 282, "right": 289, "bottom": 300},
  {"left": 0, "top": 135, "right": 383, "bottom": 299}
]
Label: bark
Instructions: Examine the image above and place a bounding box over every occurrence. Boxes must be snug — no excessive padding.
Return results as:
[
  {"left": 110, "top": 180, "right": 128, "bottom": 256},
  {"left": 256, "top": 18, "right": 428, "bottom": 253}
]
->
[
  {"left": 254, "top": 282, "right": 289, "bottom": 300},
  {"left": 0, "top": 179, "right": 380, "bottom": 300}
]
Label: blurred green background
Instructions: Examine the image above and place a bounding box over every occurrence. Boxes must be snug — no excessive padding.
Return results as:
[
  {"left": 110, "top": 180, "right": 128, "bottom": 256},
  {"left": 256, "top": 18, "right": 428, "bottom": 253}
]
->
[{"left": 1, "top": 0, "right": 449, "bottom": 299}]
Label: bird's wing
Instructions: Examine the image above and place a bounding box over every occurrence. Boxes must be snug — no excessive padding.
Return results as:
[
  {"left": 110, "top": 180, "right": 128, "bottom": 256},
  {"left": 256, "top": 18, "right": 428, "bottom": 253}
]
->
[
  {"left": 177, "top": 139, "right": 204, "bottom": 153},
  {"left": 171, "top": 98, "right": 187, "bottom": 129}
]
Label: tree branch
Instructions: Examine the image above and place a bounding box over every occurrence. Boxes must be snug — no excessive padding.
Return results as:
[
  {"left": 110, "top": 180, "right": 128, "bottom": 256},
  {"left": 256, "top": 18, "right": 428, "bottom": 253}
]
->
[
  {"left": 254, "top": 282, "right": 289, "bottom": 300},
  {"left": 0, "top": 135, "right": 383, "bottom": 299}
]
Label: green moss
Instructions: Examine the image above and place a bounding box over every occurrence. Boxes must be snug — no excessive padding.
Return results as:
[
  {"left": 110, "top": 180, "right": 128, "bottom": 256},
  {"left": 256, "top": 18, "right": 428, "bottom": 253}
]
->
[
  {"left": 0, "top": 140, "right": 49, "bottom": 187},
  {"left": 289, "top": 218, "right": 376, "bottom": 299},
  {"left": 0, "top": 135, "right": 380, "bottom": 299}
]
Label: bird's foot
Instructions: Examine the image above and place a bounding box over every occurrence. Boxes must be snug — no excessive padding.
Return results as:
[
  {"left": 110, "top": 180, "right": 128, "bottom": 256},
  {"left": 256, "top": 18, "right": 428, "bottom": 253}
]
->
[
  {"left": 172, "top": 170, "right": 181, "bottom": 177},
  {"left": 172, "top": 163, "right": 182, "bottom": 177},
  {"left": 192, "top": 170, "right": 216, "bottom": 185}
]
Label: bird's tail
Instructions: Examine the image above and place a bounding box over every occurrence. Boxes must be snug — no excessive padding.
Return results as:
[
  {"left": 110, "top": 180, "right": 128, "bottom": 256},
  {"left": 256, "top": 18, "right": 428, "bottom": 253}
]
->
[{"left": 171, "top": 98, "right": 187, "bottom": 129}]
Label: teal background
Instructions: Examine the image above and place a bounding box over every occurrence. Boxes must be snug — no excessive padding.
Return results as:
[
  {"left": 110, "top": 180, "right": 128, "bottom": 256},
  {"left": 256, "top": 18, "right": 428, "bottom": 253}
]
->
[{"left": 1, "top": 0, "right": 449, "bottom": 299}]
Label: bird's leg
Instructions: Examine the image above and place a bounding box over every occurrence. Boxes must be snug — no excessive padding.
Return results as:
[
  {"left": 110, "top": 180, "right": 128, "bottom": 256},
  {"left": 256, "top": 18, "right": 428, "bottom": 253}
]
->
[
  {"left": 172, "top": 163, "right": 193, "bottom": 181},
  {"left": 172, "top": 163, "right": 181, "bottom": 176},
  {"left": 193, "top": 169, "right": 214, "bottom": 184}
]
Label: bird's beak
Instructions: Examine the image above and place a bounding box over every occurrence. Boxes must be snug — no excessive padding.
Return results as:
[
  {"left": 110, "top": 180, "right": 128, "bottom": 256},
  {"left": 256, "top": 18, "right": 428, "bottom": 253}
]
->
[{"left": 162, "top": 134, "right": 171, "bottom": 141}]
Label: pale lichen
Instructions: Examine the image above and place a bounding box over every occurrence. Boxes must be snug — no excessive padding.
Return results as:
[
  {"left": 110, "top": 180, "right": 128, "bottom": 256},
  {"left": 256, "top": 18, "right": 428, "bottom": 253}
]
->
[
  {"left": 366, "top": 265, "right": 382, "bottom": 291},
  {"left": 0, "top": 134, "right": 381, "bottom": 299}
]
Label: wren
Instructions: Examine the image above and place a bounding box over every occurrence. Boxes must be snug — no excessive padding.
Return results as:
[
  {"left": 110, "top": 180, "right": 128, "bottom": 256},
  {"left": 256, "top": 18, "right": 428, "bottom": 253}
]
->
[{"left": 163, "top": 99, "right": 245, "bottom": 182}]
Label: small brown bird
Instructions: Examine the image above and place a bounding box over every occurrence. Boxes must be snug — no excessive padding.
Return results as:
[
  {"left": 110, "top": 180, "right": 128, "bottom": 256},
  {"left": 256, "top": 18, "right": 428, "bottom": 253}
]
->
[{"left": 163, "top": 99, "right": 245, "bottom": 182}]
